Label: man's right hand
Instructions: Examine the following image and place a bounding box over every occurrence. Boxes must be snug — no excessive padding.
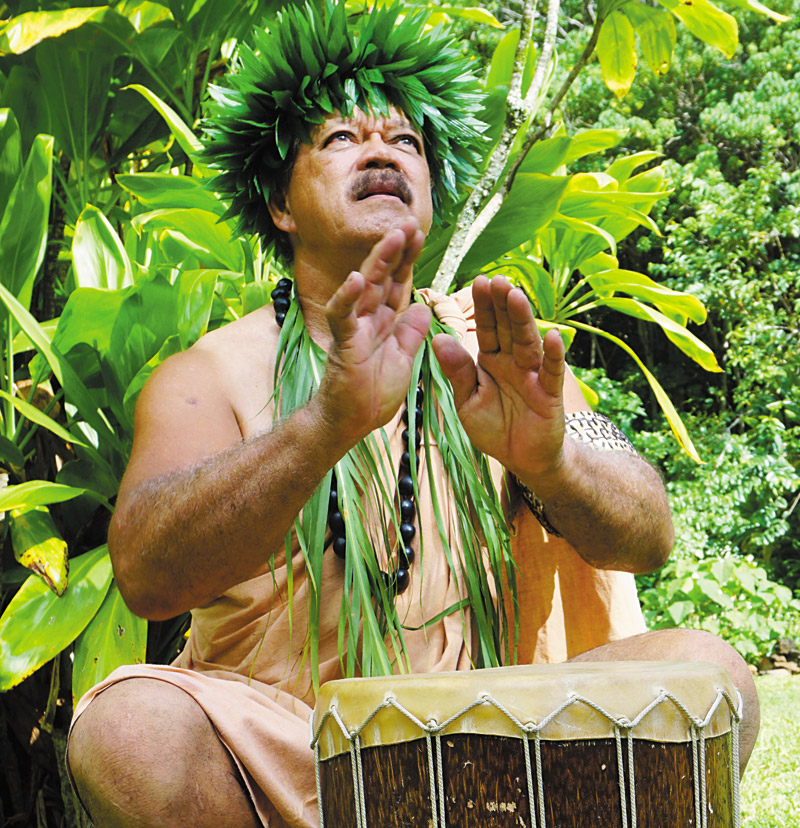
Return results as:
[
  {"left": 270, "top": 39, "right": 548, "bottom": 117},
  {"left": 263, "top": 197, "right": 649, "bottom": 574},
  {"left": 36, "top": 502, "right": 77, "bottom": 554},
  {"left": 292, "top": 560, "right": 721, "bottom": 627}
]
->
[{"left": 315, "top": 217, "right": 431, "bottom": 447}]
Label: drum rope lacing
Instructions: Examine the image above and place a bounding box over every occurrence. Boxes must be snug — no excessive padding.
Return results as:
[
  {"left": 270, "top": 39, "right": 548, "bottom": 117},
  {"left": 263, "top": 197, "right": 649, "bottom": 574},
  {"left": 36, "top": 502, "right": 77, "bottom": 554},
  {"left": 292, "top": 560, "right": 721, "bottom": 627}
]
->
[{"left": 310, "top": 686, "right": 743, "bottom": 828}]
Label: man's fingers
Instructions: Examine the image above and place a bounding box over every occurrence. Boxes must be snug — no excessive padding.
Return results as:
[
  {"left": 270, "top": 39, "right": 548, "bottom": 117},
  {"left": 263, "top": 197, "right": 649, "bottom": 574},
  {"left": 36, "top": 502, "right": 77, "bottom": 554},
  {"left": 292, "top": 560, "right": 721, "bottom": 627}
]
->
[
  {"left": 489, "top": 277, "right": 514, "bottom": 354},
  {"left": 326, "top": 270, "right": 365, "bottom": 343},
  {"left": 473, "top": 275, "right": 500, "bottom": 353},
  {"left": 538, "top": 328, "right": 566, "bottom": 397},
  {"left": 394, "top": 304, "right": 432, "bottom": 357},
  {"left": 507, "top": 287, "right": 543, "bottom": 371},
  {"left": 432, "top": 333, "right": 477, "bottom": 410},
  {"left": 356, "top": 228, "right": 407, "bottom": 315},
  {"left": 386, "top": 228, "right": 425, "bottom": 312}
]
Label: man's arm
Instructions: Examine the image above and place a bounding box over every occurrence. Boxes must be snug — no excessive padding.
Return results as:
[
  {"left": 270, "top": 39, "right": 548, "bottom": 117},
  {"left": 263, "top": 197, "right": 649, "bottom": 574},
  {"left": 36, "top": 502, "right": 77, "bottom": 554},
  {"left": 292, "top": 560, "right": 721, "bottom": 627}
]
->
[
  {"left": 110, "top": 220, "right": 431, "bottom": 620},
  {"left": 432, "top": 274, "right": 673, "bottom": 574}
]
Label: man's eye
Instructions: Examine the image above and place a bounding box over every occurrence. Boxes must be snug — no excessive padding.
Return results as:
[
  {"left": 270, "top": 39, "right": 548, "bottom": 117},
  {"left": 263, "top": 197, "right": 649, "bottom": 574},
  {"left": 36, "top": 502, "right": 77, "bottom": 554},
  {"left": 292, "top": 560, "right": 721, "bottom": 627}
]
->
[
  {"left": 325, "top": 131, "right": 354, "bottom": 146},
  {"left": 397, "top": 135, "right": 422, "bottom": 152}
]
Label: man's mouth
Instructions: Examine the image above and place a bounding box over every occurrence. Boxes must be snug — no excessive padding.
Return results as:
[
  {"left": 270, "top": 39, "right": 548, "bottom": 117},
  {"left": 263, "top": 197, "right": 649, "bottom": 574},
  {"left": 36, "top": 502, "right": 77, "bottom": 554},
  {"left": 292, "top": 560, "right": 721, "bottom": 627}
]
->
[{"left": 353, "top": 170, "right": 412, "bottom": 204}]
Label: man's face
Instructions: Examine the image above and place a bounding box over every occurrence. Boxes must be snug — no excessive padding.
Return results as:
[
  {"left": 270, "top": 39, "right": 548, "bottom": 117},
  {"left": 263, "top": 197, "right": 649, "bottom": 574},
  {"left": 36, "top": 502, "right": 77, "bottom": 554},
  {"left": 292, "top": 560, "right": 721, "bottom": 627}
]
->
[{"left": 269, "top": 107, "right": 433, "bottom": 264}]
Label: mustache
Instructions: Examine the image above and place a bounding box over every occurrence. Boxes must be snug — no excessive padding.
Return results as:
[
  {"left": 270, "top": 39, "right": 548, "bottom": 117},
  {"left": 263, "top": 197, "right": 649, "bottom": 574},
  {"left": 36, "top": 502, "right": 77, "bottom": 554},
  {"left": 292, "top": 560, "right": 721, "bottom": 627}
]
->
[{"left": 351, "top": 169, "right": 412, "bottom": 204}]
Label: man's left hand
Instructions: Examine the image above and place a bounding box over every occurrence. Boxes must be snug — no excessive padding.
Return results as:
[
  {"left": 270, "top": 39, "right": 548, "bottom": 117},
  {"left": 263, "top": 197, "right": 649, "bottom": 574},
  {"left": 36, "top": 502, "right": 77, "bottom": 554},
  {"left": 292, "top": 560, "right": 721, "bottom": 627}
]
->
[{"left": 432, "top": 275, "right": 567, "bottom": 482}]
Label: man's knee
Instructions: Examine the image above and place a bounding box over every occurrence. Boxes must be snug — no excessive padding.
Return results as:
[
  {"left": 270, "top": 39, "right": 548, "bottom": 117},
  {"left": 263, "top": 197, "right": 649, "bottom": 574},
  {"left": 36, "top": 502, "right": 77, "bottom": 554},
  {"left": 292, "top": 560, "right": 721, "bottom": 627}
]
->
[{"left": 68, "top": 678, "right": 259, "bottom": 828}]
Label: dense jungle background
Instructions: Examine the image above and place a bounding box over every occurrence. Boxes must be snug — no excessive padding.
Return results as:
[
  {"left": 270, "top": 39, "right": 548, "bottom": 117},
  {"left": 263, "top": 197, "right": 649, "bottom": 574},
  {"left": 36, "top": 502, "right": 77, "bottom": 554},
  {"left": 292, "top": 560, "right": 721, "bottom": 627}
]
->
[{"left": 0, "top": 0, "right": 798, "bottom": 824}]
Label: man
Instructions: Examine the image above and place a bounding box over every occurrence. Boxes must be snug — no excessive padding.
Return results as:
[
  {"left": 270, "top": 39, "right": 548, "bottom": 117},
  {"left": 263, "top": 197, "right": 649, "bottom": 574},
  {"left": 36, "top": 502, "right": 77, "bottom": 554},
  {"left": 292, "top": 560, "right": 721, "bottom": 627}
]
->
[{"left": 66, "top": 4, "right": 758, "bottom": 827}]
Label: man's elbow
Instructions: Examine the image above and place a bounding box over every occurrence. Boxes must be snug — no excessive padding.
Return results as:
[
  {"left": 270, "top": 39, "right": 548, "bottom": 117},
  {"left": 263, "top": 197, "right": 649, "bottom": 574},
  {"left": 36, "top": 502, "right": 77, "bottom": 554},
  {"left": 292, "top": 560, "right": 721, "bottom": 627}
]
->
[
  {"left": 108, "top": 513, "right": 182, "bottom": 622},
  {"left": 634, "top": 506, "right": 674, "bottom": 574}
]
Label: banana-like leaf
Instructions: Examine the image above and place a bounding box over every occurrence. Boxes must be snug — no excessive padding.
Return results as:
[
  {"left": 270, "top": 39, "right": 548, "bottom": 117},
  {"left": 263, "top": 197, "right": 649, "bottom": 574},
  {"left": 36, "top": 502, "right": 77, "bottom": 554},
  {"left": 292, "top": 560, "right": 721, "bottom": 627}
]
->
[
  {"left": 0, "top": 282, "right": 61, "bottom": 383},
  {"left": 606, "top": 151, "right": 662, "bottom": 185},
  {"left": 570, "top": 320, "right": 701, "bottom": 461},
  {"left": 73, "top": 205, "right": 134, "bottom": 290},
  {"left": 599, "top": 297, "right": 721, "bottom": 372},
  {"left": 177, "top": 269, "right": 220, "bottom": 350},
  {"left": 518, "top": 136, "right": 575, "bottom": 176},
  {"left": 0, "top": 480, "right": 98, "bottom": 512},
  {"left": 35, "top": 30, "right": 115, "bottom": 166},
  {"left": 72, "top": 581, "right": 147, "bottom": 706},
  {"left": 9, "top": 505, "right": 68, "bottom": 596},
  {"left": 657, "top": 0, "right": 738, "bottom": 58},
  {"left": 0, "top": 134, "right": 53, "bottom": 310},
  {"left": 132, "top": 208, "right": 244, "bottom": 272},
  {"left": 564, "top": 129, "right": 627, "bottom": 164},
  {"left": 0, "top": 7, "right": 108, "bottom": 55},
  {"left": 460, "top": 174, "right": 570, "bottom": 275},
  {"left": 116, "top": 173, "right": 226, "bottom": 214},
  {"left": 623, "top": 2, "right": 677, "bottom": 76},
  {"left": 587, "top": 269, "right": 707, "bottom": 324},
  {"left": 484, "top": 27, "right": 538, "bottom": 97},
  {"left": 597, "top": 10, "right": 637, "bottom": 98},
  {"left": 0, "top": 389, "right": 88, "bottom": 448},
  {"left": 124, "top": 83, "right": 202, "bottom": 158},
  {"left": 0, "top": 109, "right": 22, "bottom": 218},
  {"left": 0, "top": 545, "right": 112, "bottom": 691}
]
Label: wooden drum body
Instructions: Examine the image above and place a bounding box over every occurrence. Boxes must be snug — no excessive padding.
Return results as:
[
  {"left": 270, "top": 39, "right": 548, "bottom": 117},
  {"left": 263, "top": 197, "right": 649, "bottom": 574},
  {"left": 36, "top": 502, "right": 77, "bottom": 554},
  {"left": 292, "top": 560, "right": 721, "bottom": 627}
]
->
[{"left": 310, "top": 662, "right": 742, "bottom": 828}]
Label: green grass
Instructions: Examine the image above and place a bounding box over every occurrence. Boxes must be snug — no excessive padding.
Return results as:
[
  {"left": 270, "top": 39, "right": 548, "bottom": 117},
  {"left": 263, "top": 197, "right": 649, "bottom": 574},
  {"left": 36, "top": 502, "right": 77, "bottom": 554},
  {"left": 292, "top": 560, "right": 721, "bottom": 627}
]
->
[{"left": 741, "top": 675, "right": 800, "bottom": 827}]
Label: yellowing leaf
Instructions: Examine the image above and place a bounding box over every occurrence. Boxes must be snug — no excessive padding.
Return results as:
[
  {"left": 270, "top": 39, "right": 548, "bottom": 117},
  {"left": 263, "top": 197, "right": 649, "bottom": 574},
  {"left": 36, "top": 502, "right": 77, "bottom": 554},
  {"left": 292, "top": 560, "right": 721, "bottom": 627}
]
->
[
  {"left": 9, "top": 506, "right": 68, "bottom": 596},
  {"left": 624, "top": 2, "right": 677, "bottom": 75},
  {"left": 597, "top": 11, "right": 637, "bottom": 98},
  {"left": 658, "top": 0, "right": 738, "bottom": 58}
]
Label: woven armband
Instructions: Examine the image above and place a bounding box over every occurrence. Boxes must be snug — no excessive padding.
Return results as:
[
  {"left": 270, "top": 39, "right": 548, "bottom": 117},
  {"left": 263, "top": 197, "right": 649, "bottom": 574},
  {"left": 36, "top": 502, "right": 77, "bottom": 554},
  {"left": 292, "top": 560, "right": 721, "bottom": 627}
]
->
[{"left": 515, "top": 411, "right": 639, "bottom": 536}]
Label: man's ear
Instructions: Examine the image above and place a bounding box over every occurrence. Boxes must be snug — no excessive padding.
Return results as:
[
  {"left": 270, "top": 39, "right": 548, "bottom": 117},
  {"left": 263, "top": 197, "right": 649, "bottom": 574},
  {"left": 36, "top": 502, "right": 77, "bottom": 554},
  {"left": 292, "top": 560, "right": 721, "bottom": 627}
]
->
[{"left": 268, "top": 190, "right": 297, "bottom": 234}]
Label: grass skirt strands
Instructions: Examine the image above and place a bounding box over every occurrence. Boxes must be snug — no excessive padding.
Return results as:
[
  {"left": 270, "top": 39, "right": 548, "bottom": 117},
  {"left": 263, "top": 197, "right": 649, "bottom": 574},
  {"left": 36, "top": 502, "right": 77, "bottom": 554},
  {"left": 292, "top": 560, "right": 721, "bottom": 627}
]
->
[{"left": 199, "top": 0, "right": 488, "bottom": 251}]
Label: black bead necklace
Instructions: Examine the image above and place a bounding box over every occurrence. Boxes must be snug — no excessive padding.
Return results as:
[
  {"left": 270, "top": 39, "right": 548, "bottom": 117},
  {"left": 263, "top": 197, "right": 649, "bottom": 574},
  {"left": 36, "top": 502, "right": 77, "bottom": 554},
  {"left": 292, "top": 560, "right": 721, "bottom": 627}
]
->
[{"left": 272, "top": 277, "right": 420, "bottom": 597}]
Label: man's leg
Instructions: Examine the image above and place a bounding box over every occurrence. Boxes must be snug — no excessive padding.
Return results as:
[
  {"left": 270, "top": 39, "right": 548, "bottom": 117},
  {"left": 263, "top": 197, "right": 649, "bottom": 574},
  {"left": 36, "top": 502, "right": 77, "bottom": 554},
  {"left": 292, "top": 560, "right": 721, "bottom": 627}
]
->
[
  {"left": 569, "top": 628, "right": 760, "bottom": 772},
  {"left": 68, "top": 678, "right": 261, "bottom": 828}
]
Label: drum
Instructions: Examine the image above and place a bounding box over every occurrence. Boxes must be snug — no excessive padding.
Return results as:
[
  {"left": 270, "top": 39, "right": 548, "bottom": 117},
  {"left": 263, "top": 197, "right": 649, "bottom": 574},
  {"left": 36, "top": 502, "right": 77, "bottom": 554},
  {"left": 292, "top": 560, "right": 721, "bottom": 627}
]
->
[{"left": 310, "top": 662, "right": 741, "bottom": 828}]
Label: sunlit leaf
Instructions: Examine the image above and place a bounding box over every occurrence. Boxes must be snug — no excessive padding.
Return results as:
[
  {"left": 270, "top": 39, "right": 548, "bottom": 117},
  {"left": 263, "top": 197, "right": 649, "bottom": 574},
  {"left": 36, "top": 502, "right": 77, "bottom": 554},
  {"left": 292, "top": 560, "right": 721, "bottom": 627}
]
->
[
  {"left": 570, "top": 320, "right": 702, "bottom": 461},
  {"left": 0, "top": 545, "right": 112, "bottom": 691},
  {"left": 564, "top": 128, "right": 627, "bottom": 163},
  {"left": 721, "top": 0, "right": 788, "bottom": 22},
  {"left": 124, "top": 83, "right": 202, "bottom": 157},
  {"left": 72, "top": 581, "right": 147, "bottom": 705},
  {"left": 0, "top": 389, "right": 88, "bottom": 448},
  {"left": 605, "top": 151, "right": 662, "bottom": 185},
  {"left": 599, "top": 297, "right": 721, "bottom": 372},
  {"left": 657, "top": 0, "right": 738, "bottom": 58},
  {"left": 0, "top": 480, "right": 98, "bottom": 512},
  {"left": 0, "top": 109, "right": 22, "bottom": 218},
  {"left": 116, "top": 172, "right": 226, "bottom": 214},
  {"left": 433, "top": 6, "right": 503, "bottom": 27},
  {"left": 0, "top": 134, "right": 53, "bottom": 310},
  {"left": 0, "top": 7, "right": 108, "bottom": 55},
  {"left": 73, "top": 205, "right": 134, "bottom": 290},
  {"left": 597, "top": 10, "right": 637, "bottom": 98}
]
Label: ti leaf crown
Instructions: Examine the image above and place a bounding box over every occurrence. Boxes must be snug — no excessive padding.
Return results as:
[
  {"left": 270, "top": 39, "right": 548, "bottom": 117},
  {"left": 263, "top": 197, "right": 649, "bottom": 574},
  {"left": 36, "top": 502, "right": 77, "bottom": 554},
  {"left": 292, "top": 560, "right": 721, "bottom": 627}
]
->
[{"left": 200, "top": 0, "right": 488, "bottom": 250}]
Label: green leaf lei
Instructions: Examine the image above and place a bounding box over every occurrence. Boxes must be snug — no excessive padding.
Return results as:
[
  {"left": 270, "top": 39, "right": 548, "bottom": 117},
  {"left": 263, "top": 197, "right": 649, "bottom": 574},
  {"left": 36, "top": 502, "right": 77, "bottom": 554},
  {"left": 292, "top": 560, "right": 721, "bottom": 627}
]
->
[
  {"left": 200, "top": 0, "right": 487, "bottom": 254},
  {"left": 273, "top": 297, "right": 518, "bottom": 687}
]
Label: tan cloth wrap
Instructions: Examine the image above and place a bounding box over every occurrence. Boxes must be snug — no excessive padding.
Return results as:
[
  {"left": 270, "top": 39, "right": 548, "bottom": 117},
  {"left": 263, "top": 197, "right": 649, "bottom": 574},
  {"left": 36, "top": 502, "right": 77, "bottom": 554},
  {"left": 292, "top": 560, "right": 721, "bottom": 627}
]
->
[{"left": 313, "top": 662, "right": 739, "bottom": 761}]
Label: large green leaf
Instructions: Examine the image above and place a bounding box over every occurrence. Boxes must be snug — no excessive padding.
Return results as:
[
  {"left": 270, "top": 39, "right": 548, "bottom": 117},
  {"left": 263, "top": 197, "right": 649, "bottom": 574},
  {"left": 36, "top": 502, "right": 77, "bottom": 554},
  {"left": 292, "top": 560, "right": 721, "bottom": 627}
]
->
[
  {"left": 518, "top": 136, "right": 575, "bottom": 176},
  {"left": 177, "top": 269, "right": 220, "bottom": 349},
  {"left": 597, "top": 10, "right": 637, "bottom": 98},
  {"left": 0, "top": 545, "right": 112, "bottom": 691},
  {"left": 72, "top": 581, "right": 147, "bottom": 706},
  {"left": 0, "top": 281, "right": 60, "bottom": 383},
  {"left": 116, "top": 172, "right": 226, "bottom": 214},
  {"left": 657, "top": 0, "right": 738, "bottom": 58},
  {"left": 55, "top": 288, "right": 126, "bottom": 358},
  {"left": 460, "top": 174, "right": 570, "bottom": 275},
  {"left": 599, "top": 297, "right": 721, "bottom": 372},
  {"left": 133, "top": 208, "right": 244, "bottom": 271},
  {"left": 0, "top": 7, "right": 109, "bottom": 55},
  {"left": 0, "top": 389, "right": 88, "bottom": 448},
  {"left": 623, "top": 2, "right": 677, "bottom": 76},
  {"left": 721, "top": 0, "right": 789, "bottom": 22},
  {"left": 0, "top": 480, "right": 96, "bottom": 512},
  {"left": 0, "top": 134, "right": 53, "bottom": 309},
  {"left": 124, "top": 83, "right": 202, "bottom": 157},
  {"left": 0, "top": 109, "right": 22, "bottom": 218},
  {"left": 35, "top": 28, "right": 116, "bottom": 166},
  {"left": 605, "top": 151, "right": 662, "bottom": 185},
  {"left": 571, "top": 320, "right": 701, "bottom": 461},
  {"left": 73, "top": 205, "right": 134, "bottom": 290},
  {"left": 9, "top": 506, "right": 68, "bottom": 596},
  {"left": 564, "top": 129, "right": 627, "bottom": 164},
  {"left": 588, "top": 269, "right": 706, "bottom": 324}
]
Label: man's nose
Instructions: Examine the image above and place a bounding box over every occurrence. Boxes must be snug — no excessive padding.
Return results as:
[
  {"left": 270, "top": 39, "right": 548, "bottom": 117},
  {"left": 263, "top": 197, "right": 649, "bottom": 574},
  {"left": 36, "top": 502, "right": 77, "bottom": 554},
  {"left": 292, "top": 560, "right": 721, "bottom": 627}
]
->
[{"left": 360, "top": 133, "right": 397, "bottom": 169}]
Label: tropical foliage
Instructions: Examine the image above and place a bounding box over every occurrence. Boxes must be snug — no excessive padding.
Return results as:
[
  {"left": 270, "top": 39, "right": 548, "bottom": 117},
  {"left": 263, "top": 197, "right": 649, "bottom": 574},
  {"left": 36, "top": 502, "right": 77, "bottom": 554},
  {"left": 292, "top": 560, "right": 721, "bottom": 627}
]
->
[{"left": 0, "top": 0, "right": 797, "bottom": 824}]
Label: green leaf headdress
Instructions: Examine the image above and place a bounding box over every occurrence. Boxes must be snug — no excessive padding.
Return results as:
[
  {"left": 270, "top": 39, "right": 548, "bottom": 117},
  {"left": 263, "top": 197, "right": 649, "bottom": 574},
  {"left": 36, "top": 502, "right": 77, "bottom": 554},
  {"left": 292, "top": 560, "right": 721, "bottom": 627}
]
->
[{"left": 200, "top": 0, "right": 487, "bottom": 250}]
